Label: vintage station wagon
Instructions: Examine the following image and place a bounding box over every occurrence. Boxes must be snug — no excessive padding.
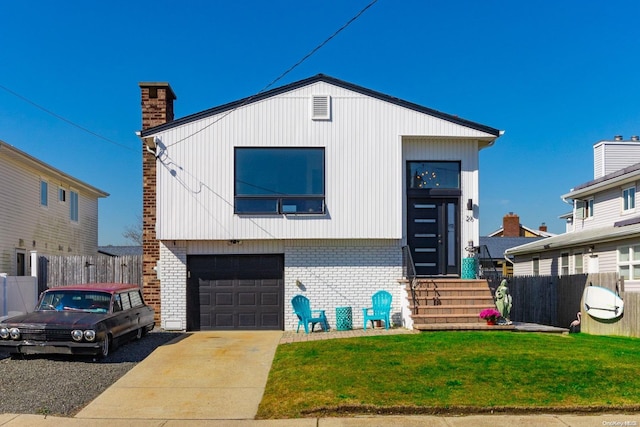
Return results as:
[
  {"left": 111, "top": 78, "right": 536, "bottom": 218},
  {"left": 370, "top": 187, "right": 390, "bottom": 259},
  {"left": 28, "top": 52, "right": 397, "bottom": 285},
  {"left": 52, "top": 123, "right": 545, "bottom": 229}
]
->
[{"left": 0, "top": 283, "right": 154, "bottom": 358}]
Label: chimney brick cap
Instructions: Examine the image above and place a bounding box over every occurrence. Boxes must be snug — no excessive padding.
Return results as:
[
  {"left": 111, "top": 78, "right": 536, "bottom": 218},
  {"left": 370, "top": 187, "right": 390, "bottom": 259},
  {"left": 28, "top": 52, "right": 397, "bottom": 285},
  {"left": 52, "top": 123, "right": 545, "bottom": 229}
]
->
[{"left": 139, "top": 82, "right": 177, "bottom": 100}]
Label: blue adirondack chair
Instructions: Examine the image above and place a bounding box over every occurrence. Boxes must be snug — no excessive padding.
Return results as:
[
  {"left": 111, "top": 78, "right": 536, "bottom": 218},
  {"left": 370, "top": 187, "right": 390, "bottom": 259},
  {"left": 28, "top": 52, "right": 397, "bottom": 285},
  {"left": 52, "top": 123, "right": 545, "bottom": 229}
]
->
[
  {"left": 363, "top": 290, "right": 392, "bottom": 330},
  {"left": 291, "top": 295, "right": 329, "bottom": 333}
]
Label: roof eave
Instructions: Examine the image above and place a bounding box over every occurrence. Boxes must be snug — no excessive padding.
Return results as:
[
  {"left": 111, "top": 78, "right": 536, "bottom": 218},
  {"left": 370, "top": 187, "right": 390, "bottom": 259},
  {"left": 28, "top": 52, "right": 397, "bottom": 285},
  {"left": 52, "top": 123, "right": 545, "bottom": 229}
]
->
[{"left": 139, "top": 74, "right": 502, "bottom": 138}]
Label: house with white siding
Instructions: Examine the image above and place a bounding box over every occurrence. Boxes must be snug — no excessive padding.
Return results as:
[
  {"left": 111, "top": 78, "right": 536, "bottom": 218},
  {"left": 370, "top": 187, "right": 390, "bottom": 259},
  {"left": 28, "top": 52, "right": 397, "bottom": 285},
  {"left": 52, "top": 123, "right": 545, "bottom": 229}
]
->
[
  {"left": 506, "top": 136, "right": 640, "bottom": 292},
  {"left": 0, "top": 140, "right": 108, "bottom": 276},
  {"left": 137, "top": 74, "right": 502, "bottom": 331}
]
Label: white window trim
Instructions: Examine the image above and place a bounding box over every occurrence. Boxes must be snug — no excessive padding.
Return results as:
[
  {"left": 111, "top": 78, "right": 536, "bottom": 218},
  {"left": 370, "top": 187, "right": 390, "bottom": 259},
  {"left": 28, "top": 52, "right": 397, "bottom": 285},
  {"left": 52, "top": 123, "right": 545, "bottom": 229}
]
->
[
  {"left": 560, "top": 252, "right": 569, "bottom": 276},
  {"left": 58, "top": 187, "right": 67, "bottom": 203},
  {"left": 575, "top": 198, "right": 594, "bottom": 220},
  {"left": 617, "top": 244, "right": 640, "bottom": 281},
  {"left": 622, "top": 185, "right": 636, "bottom": 214},
  {"left": 532, "top": 256, "right": 540, "bottom": 276},
  {"left": 573, "top": 252, "right": 583, "bottom": 274}
]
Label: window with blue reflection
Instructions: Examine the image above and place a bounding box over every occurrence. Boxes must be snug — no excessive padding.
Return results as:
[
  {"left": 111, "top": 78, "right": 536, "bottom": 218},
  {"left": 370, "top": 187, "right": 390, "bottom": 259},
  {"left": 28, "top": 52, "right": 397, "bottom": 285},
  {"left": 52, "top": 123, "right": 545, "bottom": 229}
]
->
[{"left": 235, "top": 148, "right": 325, "bottom": 214}]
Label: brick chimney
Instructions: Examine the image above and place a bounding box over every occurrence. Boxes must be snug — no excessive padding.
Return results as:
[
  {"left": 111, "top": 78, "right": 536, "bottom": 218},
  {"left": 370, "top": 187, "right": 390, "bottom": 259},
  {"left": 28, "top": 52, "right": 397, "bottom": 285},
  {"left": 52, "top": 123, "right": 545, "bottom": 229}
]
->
[
  {"left": 139, "top": 82, "right": 176, "bottom": 326},
  {"left": 539, "top": 222, "right": 548, "bottom": 233},
  {"left": 503, "top": 212, "right": 521, "bottom": 237}
]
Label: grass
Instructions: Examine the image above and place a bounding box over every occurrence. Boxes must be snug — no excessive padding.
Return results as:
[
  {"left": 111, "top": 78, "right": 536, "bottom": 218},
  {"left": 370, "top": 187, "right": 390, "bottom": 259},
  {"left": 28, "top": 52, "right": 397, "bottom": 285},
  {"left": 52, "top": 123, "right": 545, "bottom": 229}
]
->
[{"left": 257, "top": 331, "right": 640, "bottom": 418}]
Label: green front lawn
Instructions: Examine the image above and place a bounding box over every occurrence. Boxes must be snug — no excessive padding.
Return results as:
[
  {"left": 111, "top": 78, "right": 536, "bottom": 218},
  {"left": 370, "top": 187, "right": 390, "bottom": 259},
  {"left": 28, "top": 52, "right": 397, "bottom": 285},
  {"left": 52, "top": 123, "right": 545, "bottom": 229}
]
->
[{"left": 257, "top": 331, "right": 640, "bottom": 418}]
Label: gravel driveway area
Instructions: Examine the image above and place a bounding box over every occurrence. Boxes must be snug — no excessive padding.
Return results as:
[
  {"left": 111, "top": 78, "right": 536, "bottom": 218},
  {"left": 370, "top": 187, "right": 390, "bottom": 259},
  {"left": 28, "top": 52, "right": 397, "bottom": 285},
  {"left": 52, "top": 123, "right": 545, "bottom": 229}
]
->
[{"left": 0, "top": 331, "right": 183, "bottom": 417}]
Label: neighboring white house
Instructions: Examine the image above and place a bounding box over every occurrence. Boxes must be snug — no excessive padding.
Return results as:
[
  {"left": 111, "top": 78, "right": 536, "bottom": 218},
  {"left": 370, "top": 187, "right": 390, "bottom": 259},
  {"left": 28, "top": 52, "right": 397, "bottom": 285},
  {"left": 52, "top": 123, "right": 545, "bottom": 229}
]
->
[
  {"left": 506, "top": 136, "right": 640, "bottom": 292},
  {"left": 138, "top": 74, "right": 502, "bottom": 331},
  {"left": 0, "top": 140, "right": 108, "bottom": 276}
]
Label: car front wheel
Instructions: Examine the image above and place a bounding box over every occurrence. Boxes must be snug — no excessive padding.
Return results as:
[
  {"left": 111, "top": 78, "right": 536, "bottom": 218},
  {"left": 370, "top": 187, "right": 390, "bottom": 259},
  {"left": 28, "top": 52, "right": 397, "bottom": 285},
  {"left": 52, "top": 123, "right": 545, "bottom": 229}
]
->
[{"left": 99, "top": 335, "right": 111, "bottom": 358}]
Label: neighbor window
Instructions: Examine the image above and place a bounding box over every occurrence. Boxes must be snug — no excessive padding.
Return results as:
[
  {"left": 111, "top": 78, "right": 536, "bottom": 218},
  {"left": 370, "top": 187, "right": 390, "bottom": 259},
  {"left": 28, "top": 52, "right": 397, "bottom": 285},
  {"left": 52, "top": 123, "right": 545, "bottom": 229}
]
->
[
  {"left": 618, "top": 245, "right": 640, "bottom": 281},
  {"left": 576, "top": 198, "right": 594, "bottom": 219},
  {"left": 585, "top": 198, "right": 594, "bottom": 218},
  {"left": 70, "top": 190, "right": 79, "bottom": 222},
  {"left": 574, "top": 252, "right": 583, "bottom": 274},
  {"left": 560, "top": 252, "right": 569, "bottom": 276},
  {"left": 59, "top": 188, "right": 66, "bottom": 202},
  {"left": 234, "top": 148, "right": 325, "bottom": 214},
  {"left": 532, "top": 257, "right": 540, "bottom": 276},
  {"left": 40, "top": 180, "right": 48, "bottom": 207},
  {"left": 623, "top": 186, "right": 636, "bottom": 212}
]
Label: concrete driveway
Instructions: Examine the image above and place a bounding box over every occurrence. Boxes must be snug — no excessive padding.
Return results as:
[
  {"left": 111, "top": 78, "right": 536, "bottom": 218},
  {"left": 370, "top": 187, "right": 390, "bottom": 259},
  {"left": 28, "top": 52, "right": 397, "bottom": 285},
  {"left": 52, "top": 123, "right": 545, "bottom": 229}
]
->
[{"left": 75, "top": 331, "right": 282, "bottom": 420}]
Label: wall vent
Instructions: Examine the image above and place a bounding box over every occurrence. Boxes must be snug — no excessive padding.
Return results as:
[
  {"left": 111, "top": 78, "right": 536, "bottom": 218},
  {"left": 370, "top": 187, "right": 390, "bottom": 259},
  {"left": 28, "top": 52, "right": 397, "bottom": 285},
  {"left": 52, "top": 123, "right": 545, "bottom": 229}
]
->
[{"left": 311, "top": 95, "right": 331, "bottom": 120}]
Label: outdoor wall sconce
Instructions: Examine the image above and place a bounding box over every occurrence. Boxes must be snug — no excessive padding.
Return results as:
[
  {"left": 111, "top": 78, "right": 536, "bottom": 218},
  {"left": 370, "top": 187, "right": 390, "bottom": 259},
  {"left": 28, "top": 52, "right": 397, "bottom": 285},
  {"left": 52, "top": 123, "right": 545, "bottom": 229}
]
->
[{"left": 466, "top": 199, "right": 473, "bottom": 211}]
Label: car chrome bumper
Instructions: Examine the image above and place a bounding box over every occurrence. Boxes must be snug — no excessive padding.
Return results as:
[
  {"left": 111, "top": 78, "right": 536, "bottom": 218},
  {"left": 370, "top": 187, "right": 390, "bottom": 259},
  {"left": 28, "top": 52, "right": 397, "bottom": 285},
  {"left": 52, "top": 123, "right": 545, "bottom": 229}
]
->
[{"left": 0, "top": 340, "right": 102, "bottom": 356}]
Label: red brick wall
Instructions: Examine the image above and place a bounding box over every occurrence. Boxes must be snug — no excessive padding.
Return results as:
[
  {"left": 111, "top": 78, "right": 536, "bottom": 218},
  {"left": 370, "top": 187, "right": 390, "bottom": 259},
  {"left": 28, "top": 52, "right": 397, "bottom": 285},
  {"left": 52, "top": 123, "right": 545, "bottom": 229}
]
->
[{"left": 139, "top": 83, "right": 175, "bottom": 325}]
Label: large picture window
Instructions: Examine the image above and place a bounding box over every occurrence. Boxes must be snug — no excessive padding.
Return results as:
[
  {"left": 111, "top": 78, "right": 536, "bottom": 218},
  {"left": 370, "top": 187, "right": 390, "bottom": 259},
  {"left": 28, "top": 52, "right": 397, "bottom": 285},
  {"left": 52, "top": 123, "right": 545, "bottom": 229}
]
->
[{"left": 235, "top": 148, "right": 325, "bottom": 214}]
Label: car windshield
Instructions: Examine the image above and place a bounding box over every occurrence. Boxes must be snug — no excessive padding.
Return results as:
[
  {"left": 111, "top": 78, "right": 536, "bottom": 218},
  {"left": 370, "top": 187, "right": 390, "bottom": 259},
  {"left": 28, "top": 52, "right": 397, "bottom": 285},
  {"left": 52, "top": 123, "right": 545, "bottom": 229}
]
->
[{"left": 37, "top": 290, "right": 111, "bottom": 314}]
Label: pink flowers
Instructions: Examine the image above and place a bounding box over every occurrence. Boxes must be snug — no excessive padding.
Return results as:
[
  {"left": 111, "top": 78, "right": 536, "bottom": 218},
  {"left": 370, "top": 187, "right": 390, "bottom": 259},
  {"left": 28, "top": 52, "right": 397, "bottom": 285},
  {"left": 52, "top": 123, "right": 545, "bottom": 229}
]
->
[{"left": 479, "top": 308, "right": 501, "bottom": 322}]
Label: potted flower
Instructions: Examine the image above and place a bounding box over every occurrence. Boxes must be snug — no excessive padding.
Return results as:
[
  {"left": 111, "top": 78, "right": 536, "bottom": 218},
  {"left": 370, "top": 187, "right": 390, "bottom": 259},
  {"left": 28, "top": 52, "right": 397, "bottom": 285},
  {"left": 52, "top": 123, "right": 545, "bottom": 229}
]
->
[{"left": 479, "top": 308, "right": 501, "bottom": 325}]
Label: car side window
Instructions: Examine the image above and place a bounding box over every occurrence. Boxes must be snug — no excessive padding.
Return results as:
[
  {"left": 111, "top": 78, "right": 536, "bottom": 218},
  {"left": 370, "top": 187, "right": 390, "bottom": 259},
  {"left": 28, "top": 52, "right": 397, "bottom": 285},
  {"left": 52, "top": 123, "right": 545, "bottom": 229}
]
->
[
  {"left": 129, "top": 291, "right": 143, "bottom": 307},
  {"left": 113, "top": 294, "right": 123, "bottom": 312},
  {"left": 120, "top": 292, "right": 132, "bottom": 310}
]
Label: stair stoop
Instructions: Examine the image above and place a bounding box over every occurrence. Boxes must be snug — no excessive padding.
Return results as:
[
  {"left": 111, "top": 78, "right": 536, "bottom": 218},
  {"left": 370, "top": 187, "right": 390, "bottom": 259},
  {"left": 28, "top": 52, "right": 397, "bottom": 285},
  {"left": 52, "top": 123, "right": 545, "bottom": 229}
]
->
[{"left": 408, "top": 278, "right": 500, "bottom": 330}]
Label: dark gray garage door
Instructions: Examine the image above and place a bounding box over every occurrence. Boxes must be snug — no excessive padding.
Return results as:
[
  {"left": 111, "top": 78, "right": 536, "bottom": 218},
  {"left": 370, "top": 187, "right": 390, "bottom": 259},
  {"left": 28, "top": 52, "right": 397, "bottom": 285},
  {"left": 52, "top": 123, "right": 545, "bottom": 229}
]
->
[{"left": 186, "top": 254, "right": 284, "bottom": 331}]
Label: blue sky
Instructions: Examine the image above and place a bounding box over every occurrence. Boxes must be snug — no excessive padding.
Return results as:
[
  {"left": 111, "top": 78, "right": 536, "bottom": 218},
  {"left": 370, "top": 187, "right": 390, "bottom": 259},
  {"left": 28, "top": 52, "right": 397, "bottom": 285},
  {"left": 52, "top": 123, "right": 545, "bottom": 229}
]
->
[{"left": 2, "top": 1, "right": 639, "bottom": 245}]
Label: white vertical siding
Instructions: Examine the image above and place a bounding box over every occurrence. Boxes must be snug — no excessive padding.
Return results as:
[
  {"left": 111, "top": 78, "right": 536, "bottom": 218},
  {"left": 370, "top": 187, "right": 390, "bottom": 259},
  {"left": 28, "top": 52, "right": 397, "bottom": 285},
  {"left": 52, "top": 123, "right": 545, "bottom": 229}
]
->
[
  {"left": 402, "top": 137, "right": 480, "bottom": 261},
  {"left": 154, "top": 81, "right": 492, "bottom": 242}
]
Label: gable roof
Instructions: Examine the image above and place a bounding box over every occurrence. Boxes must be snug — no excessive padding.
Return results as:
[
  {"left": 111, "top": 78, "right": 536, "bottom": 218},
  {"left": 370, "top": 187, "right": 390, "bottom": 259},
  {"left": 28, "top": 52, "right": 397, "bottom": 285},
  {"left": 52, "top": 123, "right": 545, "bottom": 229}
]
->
[
  {"left": 139, "top": 74, "right": 502, "bottom": 138},
  {"left": 0, "top": 140, "right": 109, "bottom": 198},
  {"left": 486, "top": 225, "right": 555, "bottom": 238}
]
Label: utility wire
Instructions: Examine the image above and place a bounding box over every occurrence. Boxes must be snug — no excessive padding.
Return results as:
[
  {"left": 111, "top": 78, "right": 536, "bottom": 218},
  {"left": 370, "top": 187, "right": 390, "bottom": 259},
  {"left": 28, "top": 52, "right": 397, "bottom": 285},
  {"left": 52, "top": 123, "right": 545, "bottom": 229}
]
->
[
  {"left": 166, "top": 0, "right": 379, "bottom": 149},
  {"left": 0, "top": 83, "right": 136, "bottom": 152},
  {"left": 0, "top": 0, "right": 378, "bottom": 152}
]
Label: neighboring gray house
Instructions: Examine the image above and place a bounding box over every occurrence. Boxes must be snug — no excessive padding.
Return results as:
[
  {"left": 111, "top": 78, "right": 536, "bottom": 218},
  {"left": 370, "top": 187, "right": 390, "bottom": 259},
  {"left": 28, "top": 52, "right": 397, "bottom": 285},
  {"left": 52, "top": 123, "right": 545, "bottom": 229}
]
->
[
  {"left": 506, "top": 136, "right": 640, "bottom": 292},
  {"left": 137, "top": 74, "right": 503, "bottom": 331},
  {"left": 0, "top": 141, "right": 108, "bottom": 275}
]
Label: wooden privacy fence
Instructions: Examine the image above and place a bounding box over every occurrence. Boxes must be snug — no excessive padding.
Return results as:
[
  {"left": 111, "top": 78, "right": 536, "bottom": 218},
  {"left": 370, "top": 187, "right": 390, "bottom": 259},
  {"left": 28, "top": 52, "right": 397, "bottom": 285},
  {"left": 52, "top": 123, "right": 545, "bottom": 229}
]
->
[
  {"left": 509, "top": 273, "right": 620, "bottom": 328},
  {"left": 39, "top": 255, "right": 142, "bottom": 289},
  {"left": 581, "top": 291, "right": 640, "bottom": 338}
]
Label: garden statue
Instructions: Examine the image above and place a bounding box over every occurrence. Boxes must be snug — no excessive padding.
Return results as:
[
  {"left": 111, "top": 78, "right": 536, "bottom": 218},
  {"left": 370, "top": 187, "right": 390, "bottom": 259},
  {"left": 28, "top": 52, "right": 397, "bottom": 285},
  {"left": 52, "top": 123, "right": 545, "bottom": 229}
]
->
[{"left": 495, "top": 279, "right": 512, "bottom": 325}]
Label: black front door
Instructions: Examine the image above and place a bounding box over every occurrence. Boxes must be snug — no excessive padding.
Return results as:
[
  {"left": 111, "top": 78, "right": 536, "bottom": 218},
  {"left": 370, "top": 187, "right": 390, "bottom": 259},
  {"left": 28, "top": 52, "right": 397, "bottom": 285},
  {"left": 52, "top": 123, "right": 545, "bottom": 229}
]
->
[{"left": 407, "top": 198, "right": 459, "bottom": 276}]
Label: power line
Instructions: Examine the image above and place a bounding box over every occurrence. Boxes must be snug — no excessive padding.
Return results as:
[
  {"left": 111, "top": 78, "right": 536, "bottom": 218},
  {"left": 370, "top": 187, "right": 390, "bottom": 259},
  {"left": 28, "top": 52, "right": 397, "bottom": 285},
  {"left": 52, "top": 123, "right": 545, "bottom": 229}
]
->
[
  {"left": 0, "top": 0, "right": 378, "bottom": 153},
  {"left": 166, "top": 0, "right": 379, "bottom": 149},
  {"left": 0, "top": 83, "right": 136, "bottom": 152}
]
